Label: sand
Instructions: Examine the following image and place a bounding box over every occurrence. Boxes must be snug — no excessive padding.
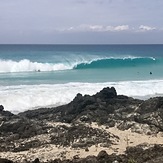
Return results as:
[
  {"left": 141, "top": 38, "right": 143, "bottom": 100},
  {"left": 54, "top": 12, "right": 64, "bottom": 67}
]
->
[{"left": 0, "top": 122, "right": 163, "bottom": 162}]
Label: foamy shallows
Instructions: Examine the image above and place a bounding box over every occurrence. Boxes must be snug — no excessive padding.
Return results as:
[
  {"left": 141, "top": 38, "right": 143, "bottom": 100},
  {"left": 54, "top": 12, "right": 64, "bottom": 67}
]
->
[{"left": 1, "top": 80, "right": 163, "bottom": 114}]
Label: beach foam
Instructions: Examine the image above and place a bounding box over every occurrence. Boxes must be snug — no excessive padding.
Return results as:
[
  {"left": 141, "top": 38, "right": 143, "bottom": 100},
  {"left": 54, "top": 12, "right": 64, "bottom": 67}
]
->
[{"left": 0, "top": 80, "right": 163, "bottom": 113}]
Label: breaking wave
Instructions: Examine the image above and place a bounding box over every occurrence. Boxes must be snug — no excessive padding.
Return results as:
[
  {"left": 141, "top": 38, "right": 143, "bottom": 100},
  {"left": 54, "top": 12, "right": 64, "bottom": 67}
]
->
[
  {"left": 74, "top": 57, "right": 157, "bottom": 69},
  {"left": 0, "top": 59, "right": 73, "bottom": 73},
  {"left": 0, "top": 57, "right": 158, "bottom": 73}
]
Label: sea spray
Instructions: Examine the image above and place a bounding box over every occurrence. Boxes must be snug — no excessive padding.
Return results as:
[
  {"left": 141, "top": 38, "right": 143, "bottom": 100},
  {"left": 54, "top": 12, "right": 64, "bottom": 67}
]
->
[{"left": 1, "top": 80, "right": 163, "bottom": 113}]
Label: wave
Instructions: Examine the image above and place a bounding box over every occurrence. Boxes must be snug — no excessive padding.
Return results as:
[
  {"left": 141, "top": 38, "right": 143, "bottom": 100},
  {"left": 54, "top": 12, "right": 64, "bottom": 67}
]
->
[
  {"left": 0, "top": 57, "right": 158, "bottom": 73},
  {"left": 74, "top": 57, "right": 157, "bottom": 69},
  {"left": 0, "top": 80, "right": 163, "bottom": 113},
  {"left": 0, "top": 59, "right": 73, "bottom": 73}
]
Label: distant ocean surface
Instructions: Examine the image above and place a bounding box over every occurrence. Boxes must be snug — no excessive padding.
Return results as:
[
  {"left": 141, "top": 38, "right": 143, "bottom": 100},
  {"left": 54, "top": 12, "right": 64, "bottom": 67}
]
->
[{"left": 0, "top": 44, "right": 163, "bottom": 113}]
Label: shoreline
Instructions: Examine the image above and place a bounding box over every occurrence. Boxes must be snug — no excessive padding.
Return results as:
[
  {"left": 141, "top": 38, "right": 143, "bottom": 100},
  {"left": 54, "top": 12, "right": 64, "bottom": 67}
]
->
[
  {"left": 1, "top": 79, "right": 163, "bottom": 114},
  {"left": 0, "top": 87, "right": 163, "bottom": 162}
]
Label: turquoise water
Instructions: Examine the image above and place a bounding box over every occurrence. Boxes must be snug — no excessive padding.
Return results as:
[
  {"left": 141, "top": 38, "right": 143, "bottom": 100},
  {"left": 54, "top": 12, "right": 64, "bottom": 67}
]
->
[
  {"left": 0, "top": 44, "right": 163, "bottom": 113},
  {"left": 0, "top": 44, "right": 163, "bottom": 85}
]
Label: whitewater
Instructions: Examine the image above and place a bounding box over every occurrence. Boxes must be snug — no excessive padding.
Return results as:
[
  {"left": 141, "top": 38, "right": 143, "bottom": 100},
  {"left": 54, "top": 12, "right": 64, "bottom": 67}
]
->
[
  {"left": 0, "top": 44, "right": 163, "bottom": 113},
  {"left": 1, "top": 80, "right": 163, "bottom": 114}
]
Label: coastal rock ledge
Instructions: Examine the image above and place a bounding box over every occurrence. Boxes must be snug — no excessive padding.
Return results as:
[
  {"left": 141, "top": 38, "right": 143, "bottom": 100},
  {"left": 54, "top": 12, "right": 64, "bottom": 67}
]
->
[{"left": 0, "top": 87, "right": 163, "bottom": 163}]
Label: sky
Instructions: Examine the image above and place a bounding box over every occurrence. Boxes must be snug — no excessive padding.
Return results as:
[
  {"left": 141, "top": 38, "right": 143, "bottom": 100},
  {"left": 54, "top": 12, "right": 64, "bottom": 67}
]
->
[{"left": 0, "top": 0, "right": 163, "bottom": 44}]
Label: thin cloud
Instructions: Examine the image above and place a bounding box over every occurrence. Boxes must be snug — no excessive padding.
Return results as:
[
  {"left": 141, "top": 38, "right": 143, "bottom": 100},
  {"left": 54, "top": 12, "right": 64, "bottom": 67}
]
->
[
  {"left": 58, "top": 24, "right": 130, "bottom": 32},
  {"left": 139, "top": 25, "right": 156, "bottom": 31},
  {"left": 113, "top": 25, "right": 129, "bottom": 31}
]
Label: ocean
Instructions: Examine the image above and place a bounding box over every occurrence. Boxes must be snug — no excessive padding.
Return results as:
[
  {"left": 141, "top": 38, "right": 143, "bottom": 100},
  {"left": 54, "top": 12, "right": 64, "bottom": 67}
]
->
[{"left": 0, "top": 44, "right": 163, "bottom": 113}]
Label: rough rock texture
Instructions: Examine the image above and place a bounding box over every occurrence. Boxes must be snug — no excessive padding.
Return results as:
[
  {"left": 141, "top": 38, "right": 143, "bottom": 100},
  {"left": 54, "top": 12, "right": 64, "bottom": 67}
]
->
[
  {"left": 50, "top": 124, "right": 113, "bottom": 148},
  {"left": 2, "top": 145, "right": 163, "bottom": 163},
  {"left": 0, "top": 158, "right": 13, "bottom": 163},
  {"left": 1, "top": 87, "right": 163, "bottom": 162},
  {"left": 19, "top": 87, "right": 163, "bottom": 134}
]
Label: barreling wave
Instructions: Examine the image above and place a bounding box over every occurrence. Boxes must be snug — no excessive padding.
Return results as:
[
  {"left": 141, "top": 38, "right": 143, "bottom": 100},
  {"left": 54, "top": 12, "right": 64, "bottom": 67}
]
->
[
  {"left": 74, "top": 57, "right": 157, "bottom": 69},
  {"left": 0, "top": 57, "right": 158, "bottom": 73}
]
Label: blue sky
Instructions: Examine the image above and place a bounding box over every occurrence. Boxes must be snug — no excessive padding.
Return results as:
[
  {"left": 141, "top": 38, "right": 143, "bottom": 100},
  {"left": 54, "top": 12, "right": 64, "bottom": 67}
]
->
[{"left": 0, "top": 0, "right": 163, "bottom": 44}]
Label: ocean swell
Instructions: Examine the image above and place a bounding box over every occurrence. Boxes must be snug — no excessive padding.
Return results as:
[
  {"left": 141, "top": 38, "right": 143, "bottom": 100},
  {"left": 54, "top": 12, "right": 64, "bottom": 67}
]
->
[
  {"left": 0, "top": 57, "right": 158, "bottom": 73},
  {"left": 74, "top": 57, "right": 157, "bottom": 69}
]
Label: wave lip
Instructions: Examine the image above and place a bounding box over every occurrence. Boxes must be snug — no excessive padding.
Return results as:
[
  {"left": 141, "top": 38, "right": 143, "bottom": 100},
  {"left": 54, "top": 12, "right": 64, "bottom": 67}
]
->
[{"left": 74, "top": 57, "right": 157, "bottom": 69}]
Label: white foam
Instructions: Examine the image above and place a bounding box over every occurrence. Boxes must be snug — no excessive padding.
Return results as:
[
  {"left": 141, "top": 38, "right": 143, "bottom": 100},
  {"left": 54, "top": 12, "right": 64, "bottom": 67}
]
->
[
  {"left": 0, "top": 59, "right": 74, "bottom": 73},
  {"left": 0, "top": 80, "right": 163, "bottom": 114}
]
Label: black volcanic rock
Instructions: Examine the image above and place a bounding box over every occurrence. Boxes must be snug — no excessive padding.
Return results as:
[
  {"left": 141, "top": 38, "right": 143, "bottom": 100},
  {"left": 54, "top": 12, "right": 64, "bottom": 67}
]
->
[
  {"left": 2, "top": 145, "right": 163, "bottom": 163},
  {"left": 0, "top": 158, "right": 13, "bottom": 163},
  {"left": 0, "top": 105, "right": 14, "bottom": 118},
  {"left": 97, "top": 150, "right": 109, "bottom": 160},
  {"left": 0, "top": 105, "right": 4, "bottom": 112},
  {"left": 19, "top": 87, "right": 118, "bottom": 122},
  {"left": 95, "top": 87, "right": 117, "bottom": 100},
  {"left": 50, "top": 124, "right": 113, "bottom": 148},
  {"left": 1, "top": 87, "right": 163, "bottom": 162},
  {"left": 36, "top": 145, "right": 163, "bottom": 163},
  {"left": 32, "top": 158, "right": 40, "bottom": 163},
  {"left": 18, "top": 87, "right": 163, "bottom": 134},
  {"left": 135, "top": 97, "right": 163, "bottom": 132},
  {"left": 125, "top": 144, "right": 163, "bottom": 163},
  {"left": 0, "top": 107, "right": 48, "bottom": 152}
]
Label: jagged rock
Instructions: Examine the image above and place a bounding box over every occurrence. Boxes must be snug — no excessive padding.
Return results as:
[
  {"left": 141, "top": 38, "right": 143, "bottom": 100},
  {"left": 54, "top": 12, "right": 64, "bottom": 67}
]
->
[
  {"left": 97, "top": 150, "right": 109, "bottom": 160},
  {"left": 125, "top": 144, "right": 163, "bottom": 163},
  {"left": 12, "top": 87, "right": 163, "bottom": 136},
  {"left": 73, "top": 155, "right": 80, "bottom": 159},
  {"left": 50, "top": 124, "right": 112, "bottom": 148},
  {"left": 0, "top": 105, "right": 4, "bottom": 112},
  {"left": 0, "top": 118, "right": 44, "bottom": 139},
  {"left": 32, "top": 158, "right": 40, "bottom": 163},
  {"left": 1, "top": 87, "right": 163, "bottom": 162},
  {"left": 50, "top": 159, "right": 62, "bottom": 163},
  {"left": 0, "top": 106, "right": 14, "bottom": 118},
  {"left": 95, "top": 87, "right": 117, "bottom": 100},
  {"left": 82, "top": 156, "right": 98, "bottom": 163},
  {"left": 85, "top": 147, "right": 89, "bottom": 152},
  {"left": 0, "top": 158, "right": 13, "bottom": 163}
]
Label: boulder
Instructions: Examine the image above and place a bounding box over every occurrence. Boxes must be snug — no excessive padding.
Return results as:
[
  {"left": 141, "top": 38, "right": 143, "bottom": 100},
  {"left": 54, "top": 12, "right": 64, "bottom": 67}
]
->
[
  {"left": 0, "top": 105, "right": 4, "bottom": 112},
  {"left": 0, "top": 158, "right": 13, "bottom": 163},
  {"left": 95, "top": 87, "right": 117, "bottom": 100}
]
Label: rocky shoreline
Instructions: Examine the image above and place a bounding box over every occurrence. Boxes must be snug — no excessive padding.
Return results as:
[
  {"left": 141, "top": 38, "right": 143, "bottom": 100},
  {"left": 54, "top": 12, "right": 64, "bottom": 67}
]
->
[{"left": 0, "top": 87, "right": 163, "bottom": 163}]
